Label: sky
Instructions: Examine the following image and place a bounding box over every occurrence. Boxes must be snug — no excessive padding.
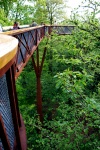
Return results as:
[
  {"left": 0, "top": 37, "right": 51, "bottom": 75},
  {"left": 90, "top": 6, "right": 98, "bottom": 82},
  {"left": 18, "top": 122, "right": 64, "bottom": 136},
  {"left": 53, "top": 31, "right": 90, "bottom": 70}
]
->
[
  {"left": 67, "top": 0, "right": 82, "bottom": 9},
  {"left": 65, "top": 0, "right": 83, "bottom": 18},
  {"left": 24, "top": 0, "right": 83, "bottom": 19},
  {"left": 25, "top": 0, "right": 100, "bottom": 19},
  {"left": 66, "top": 0, "right": 100, "bottom": 18}
]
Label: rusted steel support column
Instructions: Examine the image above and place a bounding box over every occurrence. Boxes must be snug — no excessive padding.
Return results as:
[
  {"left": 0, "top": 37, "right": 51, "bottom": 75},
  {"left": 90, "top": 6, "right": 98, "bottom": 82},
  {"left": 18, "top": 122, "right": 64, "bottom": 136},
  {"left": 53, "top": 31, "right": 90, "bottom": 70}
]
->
[
  {"left": 0, "top": 115, "right": 11, "bottom": 150},
  {"left": 36, "top": 75, "right": 43, "bottom": 122},
  {"left": 48, "top": 26, "right": 52, "bottom": 35},
  {"left": 6, "top": 65, "right": 22, "bottom": 150},
  {"left": 32, "top": 46, "right": 47, "bottom": 122},
  {"left": 12, "top": 63, "right": 21, "bottom": 127},
  {"left": 35, "top": 29, "right": 37, "bottom": 45},
  {"left": 36, "top": 47, "right": 43, "bottom": 122}
]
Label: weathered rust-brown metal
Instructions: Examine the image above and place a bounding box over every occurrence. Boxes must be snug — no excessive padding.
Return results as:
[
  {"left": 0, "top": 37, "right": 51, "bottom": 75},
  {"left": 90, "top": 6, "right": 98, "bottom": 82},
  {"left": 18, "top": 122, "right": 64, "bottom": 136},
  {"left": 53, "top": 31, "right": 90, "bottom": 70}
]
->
[
  {"left": 12, "top": 63, "right": 21, "bottom": 127},
  {"left": 19, "top": 115, "right": 27, "bottom": 150},
  {"left": 0, "top": 115, "right": 11, "bottom": 150},
  {"left": 36, "top": 47, "right": 43, "bottom": 122},
  {"left": 31, "top": 45, "right": 47, "bottom": 122},
  {"left": 32, "top": 47, "right": 43, "bottom": 122},
  {"left": 0, "top": 34, "right": 27, "bottom": 150},
  {"left": 0, "top": 56, "right": 16, "bottom": 78},
  {"left": 0, "top": 25, "right": 75, "bottom": 149},
  {"left": 3, "top": 26, "right": 45, "bottom": 79},
  {"left": 6, "top": 65, "right": 22, "bottom": 150},
  {"left": 1, "top": 26, "right": 75, "bottom": 122},
  {"left": 3, "top": 25, "right": 74, "bottom": 79}
]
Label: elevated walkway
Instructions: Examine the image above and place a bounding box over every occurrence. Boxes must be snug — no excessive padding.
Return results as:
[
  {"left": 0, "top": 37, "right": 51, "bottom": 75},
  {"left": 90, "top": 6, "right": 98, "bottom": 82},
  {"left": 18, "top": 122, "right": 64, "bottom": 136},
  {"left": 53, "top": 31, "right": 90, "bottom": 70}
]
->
[{"left": 0, "top": 25, "right": 74, "bottom": 150}]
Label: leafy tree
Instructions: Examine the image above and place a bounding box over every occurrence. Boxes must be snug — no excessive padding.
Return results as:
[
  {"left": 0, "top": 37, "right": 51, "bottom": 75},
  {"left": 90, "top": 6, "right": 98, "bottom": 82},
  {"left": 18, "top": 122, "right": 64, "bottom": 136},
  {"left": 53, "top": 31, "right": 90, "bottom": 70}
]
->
[
  {"left": 17, "top": 25, "right": 100, "bottom": 149},
  {"left": 9, "top": 0, "right": 35, "bottom": 24},
  {"left": 0, "top": 0, "right": 17, "bottom": 17},
  {"left": 0, "top": 8, "right": 12, "bottom": 26},
  {"left": 46, "top": 0, "right": 66, "bottom": 24},
  {"left": 32, "top": 0, "right": 48, "bottom": 24},
  {"left": 32, "top": 0, "right": 67, "bottom": 25},
  {"left": 71, "top": 0, "right": 100, "bottom": 39},
  {"left": 16, "top": 0, "right": 100, "bottom": 149}
]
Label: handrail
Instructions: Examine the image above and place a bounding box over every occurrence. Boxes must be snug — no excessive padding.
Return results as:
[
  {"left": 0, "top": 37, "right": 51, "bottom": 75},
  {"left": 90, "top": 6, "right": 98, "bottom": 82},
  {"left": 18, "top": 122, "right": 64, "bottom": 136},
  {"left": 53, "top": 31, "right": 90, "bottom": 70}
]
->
[
  {"left": 3, "top": 26, "right": 46, "bottom": 79},
  {"left": 0, "top": 34, "right": 18, "bottom": 76},
  {"left": 0, "top": 31, "right": 27, "bottom": 150},
  {"left": 1, "top": 25, "right": 75, "bottom": 78},
  {"left": 4, "top": 25, "right": 44, "bottom": 35},
  {"left": 0, "top": 34, "right": 17, "bottom": 68},
  {"left": 0, "top": 25, "right": 75, "bottom": 150}
]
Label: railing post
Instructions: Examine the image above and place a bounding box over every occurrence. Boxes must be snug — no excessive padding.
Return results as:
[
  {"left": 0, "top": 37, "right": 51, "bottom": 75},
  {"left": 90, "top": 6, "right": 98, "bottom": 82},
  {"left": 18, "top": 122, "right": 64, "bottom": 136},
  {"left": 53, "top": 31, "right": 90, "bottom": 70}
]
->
[
  {"left": 0, "top": 115, "right": 11, "bottom": 150},
  {"left": 36, "top": 47, "right": 43, "bottom": 122},
  {"left": 0, "top": 34, "right": 27, "bottom": 150},
  {"left": 6, "top": 65, "right": 22, "bottom": 150},
  {"left": 36, "top": 75, "right": 43, "bottom": 122}
]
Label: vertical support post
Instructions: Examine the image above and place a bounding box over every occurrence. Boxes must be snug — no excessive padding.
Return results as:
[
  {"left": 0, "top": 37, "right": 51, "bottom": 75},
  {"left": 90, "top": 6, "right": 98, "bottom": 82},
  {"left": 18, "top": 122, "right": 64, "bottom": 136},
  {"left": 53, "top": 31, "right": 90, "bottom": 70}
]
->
[
  {"left": 6, "top": 65, "right": 22, "bottom": 150},
  {"left": 12, "top": 63, "right": 21, "bottom": 127},
  {"left": 48, "top": 26, "right": 52, "bottom": 35},
  {"left": 35, "top": 29, "right": 37, "bottom": 46},
  {"left": 36, "top": 75, "right": 43, "bottom": 122},
  {"left": 31, "top": 45, "right": 47, "bottom": 123},
  {"left": 0, "top": 115, "right": 11, "bottom": 150},
  {"left": 36, "top": 47, "right": 43, "bottom": 122}
]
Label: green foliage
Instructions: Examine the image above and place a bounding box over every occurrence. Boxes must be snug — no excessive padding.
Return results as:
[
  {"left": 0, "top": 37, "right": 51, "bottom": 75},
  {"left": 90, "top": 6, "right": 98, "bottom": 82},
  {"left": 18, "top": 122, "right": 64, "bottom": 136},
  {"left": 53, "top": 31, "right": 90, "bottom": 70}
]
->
[
  {"left": 16, "top": 60, "right": 37, "bottom": 105},
  {"left": 45, "top": 0, "right": 66, "bottom": 24},
  {"left": 33, "top": 0, "right": 48, "bottom": 24},
  {"left": 0, "top": 9, "right": 12, "bottom": 26},
  {"left": 34, "top": 97, "right": 100, "bottom": 150},
  {"left": 9, "top": 0, "right": 34, "bottom": 24},
  {"left": 0, "top": 0, "right": 17, "bottom": 17},
  {"left": 16, "top": 1, "right": 100, "bottom": 149}
]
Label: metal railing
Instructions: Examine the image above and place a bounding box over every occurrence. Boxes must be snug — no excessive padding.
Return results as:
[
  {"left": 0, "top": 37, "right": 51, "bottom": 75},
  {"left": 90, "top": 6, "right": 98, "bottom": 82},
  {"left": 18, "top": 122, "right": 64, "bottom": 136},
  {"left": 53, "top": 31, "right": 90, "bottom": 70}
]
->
[
  {"left": 5, "top": 26, "right": 46, "bottom": 79},
  {"left": 0, "top": 25, "right": 74, "bottom": 150},
  {"left": 0, "top": 34, "right": 24, "bottom": 150},
  {"left": 4, "top": 25, "right": 74, "bottom": 78}
]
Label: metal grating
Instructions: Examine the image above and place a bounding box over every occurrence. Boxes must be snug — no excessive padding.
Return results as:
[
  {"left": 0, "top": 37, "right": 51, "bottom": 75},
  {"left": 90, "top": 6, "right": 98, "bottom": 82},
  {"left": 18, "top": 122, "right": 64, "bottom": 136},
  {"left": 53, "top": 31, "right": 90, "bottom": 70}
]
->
[
  {"left": 0, "top": 74, "right": 15, "bottom": 150},
  {"left": 0, "top": 138, "right": 3, "bottom": 150},
  {"left": 52, "top": 26, "right": 74, "bottom": 34}
]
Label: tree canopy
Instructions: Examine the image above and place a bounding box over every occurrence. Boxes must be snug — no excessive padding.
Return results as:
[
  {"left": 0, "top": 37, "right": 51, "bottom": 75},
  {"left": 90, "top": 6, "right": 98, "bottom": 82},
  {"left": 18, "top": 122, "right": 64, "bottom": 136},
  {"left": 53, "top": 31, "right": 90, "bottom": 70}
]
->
[
  {"left": 0, "top": 0, "right": 100, "bottom": 149},
  {"left": 45, "top": 0, "right": 66, "bottom": 24},
  {"left": 0, "top": 0, "right": 67, "bottom": 25},
  {"left": 0, "top": 0, "right": 17, "bottom": 17},
  {"left": 16, "top": 0, "right": 100, "bottom": 149}
]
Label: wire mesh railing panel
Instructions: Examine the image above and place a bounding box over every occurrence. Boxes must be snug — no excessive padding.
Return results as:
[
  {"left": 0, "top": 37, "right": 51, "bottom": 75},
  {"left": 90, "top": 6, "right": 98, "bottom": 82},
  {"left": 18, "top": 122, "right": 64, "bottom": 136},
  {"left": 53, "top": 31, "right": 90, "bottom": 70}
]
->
[
  {"left": 0, "top": 74, "right": 15, "bottom": 150},
  {"left": 37, "top": 29, "right": 41, "bottom": 42},
  {"left": 16, "top": 30, "right": 38, "bottom": 66},
  {"left": 5, "top": 26, "right": 74, "bottom": 78},
  {"left": 64, "top": 26, "right": 75, "bottom": 34},
  {"left": 29, "top": 30, "right": 37, "bottom": 49},
  {"left": 0, "top": 138, "right": 3, "bottom": 150},
  {"left": 44, "top": 26, "right": 49, "bottom": 35},
  {"left": 27, "top": 31, "right": 33, "bottom": 51},
  {"left": 17, "top": 49, "right": 24, "bottom": 65},
  {"left": 28, "top": 30, "right": 35, "bottom": 51},
  {"left": 52, "top": 26, "right": 75, "bottom": 34},
  {"left": 15, "top": 34, "right": 27, "bottom": 65}
]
